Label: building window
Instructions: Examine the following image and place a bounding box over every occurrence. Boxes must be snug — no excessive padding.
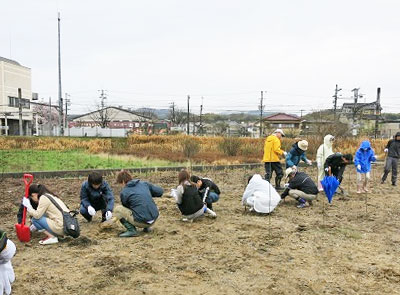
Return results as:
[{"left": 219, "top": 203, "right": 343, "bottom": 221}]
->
[{"left": 8, "top": 96, "right": 30, "bottom": 109}]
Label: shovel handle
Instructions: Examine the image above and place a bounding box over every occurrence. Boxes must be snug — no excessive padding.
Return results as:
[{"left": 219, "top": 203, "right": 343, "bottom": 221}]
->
[
  {"left": 23, "top": 174, "right": 34, "bottom": 198},
  {"left": 21, "top": 174, "right": 34, "bottom": 226}
]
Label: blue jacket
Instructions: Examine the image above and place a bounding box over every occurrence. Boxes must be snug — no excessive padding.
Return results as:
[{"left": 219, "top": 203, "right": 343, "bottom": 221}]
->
[
  {"left": 286, "top": 143, "right": 309, "bottom": 168},
  {"left": 354, "top": 141, "right": 376, "bottom": 173},
  {"left": 80, "top": 181, "right": 114, "bottom": 212},
  {"left": 120, "top": 179, "right": 163, "bottom": 223}
]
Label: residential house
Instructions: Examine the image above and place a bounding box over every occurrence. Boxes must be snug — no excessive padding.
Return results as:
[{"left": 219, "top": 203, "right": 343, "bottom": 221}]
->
[{"left": 262, "top": 113, "right": 302, "bottom": 135}]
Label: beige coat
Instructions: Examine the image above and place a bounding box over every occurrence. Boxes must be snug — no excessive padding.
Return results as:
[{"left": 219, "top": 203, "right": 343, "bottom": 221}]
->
[{"left": 27, "top": 194, "right": 69, "bottom": 236}]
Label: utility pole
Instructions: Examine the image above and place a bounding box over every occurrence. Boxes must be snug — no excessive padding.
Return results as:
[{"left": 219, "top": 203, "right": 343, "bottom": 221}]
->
[
  {"left": 259, "top": 91, "right": 265, "bottom": 138},
  {"left": 58, "top": 12, "right": 64, "bottom": 136},
  {"left": 187, "top": 95, "right": 190, "bottom": 135},
  {"left": 333, "top": 84, "right": 342, "bottom": 121},
  {"left": 18, "top": 88, "right": 23, "bottom": 136},
  {"left": 49, "top": 97, "right": 52, "bottom": 136},
  {"left": 192, "top": 113, "right": 196, "bottom": 135},
  {"left": 170, "top": 102, "right": 176, "bottom": 125},
  {"left": 65, "top": 93, "right": 70, "bottom": 129},
  {"left": 374, "top": 87, "right": 381, "bottom": 139},
  {"left": 351, "top": 88, "right": 360, "bottom": 121},
  {"left": 199, "top": 97, "right": 203, "bottom": 135}
]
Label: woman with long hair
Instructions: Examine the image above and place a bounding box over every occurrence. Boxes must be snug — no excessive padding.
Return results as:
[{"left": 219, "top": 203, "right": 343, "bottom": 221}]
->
[{"left": 22, "top": 184, "right": 69, "bottom": 245}]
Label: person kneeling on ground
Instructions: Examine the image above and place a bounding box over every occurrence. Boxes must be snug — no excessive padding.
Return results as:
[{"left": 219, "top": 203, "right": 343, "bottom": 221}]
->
[
  {"left": 173, "top": 170, "right": 216, "bottom": 222},
  {"left": 242, "top": 174, "right": 281, "bottom": 213},
  {"left": 281, "top": 168, "right": 319, "bottom": 208},
  {"left": 80, "top": 171, "right": 114, "bottom": 223},
  {"left": 190, "top": 175, "right": 220, "bottom": 210},
  {"left": 22, "top": 184, "right": 69, "bottom": 245},
  {"left": 0, "top": 230, "right": 16, "bottom": 295},
  {"left": 112, "top": 170, "right": 163, "bottom": 237}
]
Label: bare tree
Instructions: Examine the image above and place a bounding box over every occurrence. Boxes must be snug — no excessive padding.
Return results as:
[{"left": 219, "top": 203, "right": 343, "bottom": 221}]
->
[{"left": 89, "top": 104, "right": 115, "bottom": 128}]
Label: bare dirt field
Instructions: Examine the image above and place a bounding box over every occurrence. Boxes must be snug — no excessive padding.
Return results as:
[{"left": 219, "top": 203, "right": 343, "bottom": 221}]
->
[{"left": 1, "top": 165, "right": 400, "bottom": 295}]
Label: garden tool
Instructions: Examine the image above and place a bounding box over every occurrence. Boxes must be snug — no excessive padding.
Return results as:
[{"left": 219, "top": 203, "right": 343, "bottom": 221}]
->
[{"left": 15, "top": 174, "right": 33, "bottom": 242}]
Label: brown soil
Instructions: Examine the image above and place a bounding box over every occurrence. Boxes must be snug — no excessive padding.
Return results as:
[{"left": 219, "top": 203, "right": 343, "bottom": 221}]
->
[{"left": 1, "top": 166, "right": 400, "bottom": 295}]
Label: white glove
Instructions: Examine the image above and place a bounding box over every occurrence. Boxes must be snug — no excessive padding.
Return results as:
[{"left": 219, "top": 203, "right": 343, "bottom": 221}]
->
[
  {"left": 87, "top": 206, "right": 96, "bottom": 216},
  {"left": 384, "top": 148, "right": 388, "bottom": 153},
  {"left": 307, "top": 160, "right": 312, "bottom": 166},
  {"left": 317, "top": 163, "right": 322, "bottom": 170},
  {"left": 170, "top": 189, "right": 178, "bottom": 201},
  {"left": 357, "top": 164, "right": 361, "bottom": 170},
  {"left": 105, "top": 211, "right": 112, "bottom": 221},
  {"left": 29, "top": 224, "right": 37, "bottom": 232},
  {"left": 22, "top": 198, "right": 33, "bottom": 210},
  {"left": 283, "top": 151, "right": 287, "bottom": 157},
  {"left": 324, "top": 168, "right": 329, "bottom": 173}
]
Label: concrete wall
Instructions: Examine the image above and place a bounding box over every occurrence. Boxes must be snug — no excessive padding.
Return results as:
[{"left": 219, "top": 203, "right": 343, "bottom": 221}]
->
[{"left": 67, "top": 127, "right": 129, "bottom": 137}]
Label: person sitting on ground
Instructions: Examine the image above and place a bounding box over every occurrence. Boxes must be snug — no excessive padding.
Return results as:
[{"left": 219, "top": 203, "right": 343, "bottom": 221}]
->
[
  {"left": 111, "top": 170, "right": 163, "bottom": 237},
  {"left": 22, "top": 184, "right": 70, "bottom": 245},
  {"left": 285, "top": 139, "right": 312, "bottom": 170},
  {"left": 242, "top": 174, "right": 281, "bottom": 213},
  {"left": 316, "top": 134, "right": 335, "bottom": 191},
  {"left": 324, "top": 153, "right": 353, "bottom": 185},
  {"left": 80, "top": 172, "right": 114, "bottom": 223},
  {"left": 354, "top": 140, "right": 377, "bottom": 193},
  {"left": 16, "top": 196, "right": 38, "bottom": 232},
  {"left": 190, "top": 175, "right": 220, "bottom": 210},
  {"left": 381, "top": 131, "right": 400, "bottom": 186},
  {"left": 173, "top": 169, "right": 216, "bottom": 222},
  {"left": 281, "top": 168, "right": 319, "bottom": 208},
  {"left": 0, "top": 230, "right": 16, "bottom": 295}
]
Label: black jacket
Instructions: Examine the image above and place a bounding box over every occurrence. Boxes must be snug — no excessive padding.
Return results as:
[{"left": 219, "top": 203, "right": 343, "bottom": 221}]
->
[
  {"left": 198, "top": 178, "right": 221, "bottom": 195},
  {"left": 386, "top": 132, "right": 400, "bottom": 158},
  {"left": 178, "top": 185, "right": 204, "bottom": 216},
  {"left": 281, "top": 172, "right": 318, "bottom": 198},
  {"left": 324, "top": 153, "right": 346, "bottom": 171}
]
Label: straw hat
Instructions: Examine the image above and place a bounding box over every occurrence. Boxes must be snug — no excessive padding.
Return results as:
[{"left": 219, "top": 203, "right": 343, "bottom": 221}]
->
[
  {"left": 298, "top": 140, "right": 308, "bottom": 151},
  {"left": 273, "top": 129, "right": 285, "bottom": 137}
]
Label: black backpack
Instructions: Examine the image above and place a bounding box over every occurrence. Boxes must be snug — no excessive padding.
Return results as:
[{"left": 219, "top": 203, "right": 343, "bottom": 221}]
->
[
  {"left": 178, "top": 185, "right": 204, "bottom": 216},
  {"left": 46, "top": 195, "right": 80, "bottom": 239}
]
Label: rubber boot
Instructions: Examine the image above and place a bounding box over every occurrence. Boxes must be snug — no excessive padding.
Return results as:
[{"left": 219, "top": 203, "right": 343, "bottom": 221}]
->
[
  {"left": 275, "top": 177, "right": 283, "bottom": 190},
  {"left": 119, "top": 218, "right": 139, "bottom": 237}
]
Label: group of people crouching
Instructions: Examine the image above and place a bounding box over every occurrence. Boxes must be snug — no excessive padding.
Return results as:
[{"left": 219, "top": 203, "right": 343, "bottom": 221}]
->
[
  {"left": 1, "top": 169, "right": 221, "bottom": 294},
  {"left": 15, "top": 170, "right": 221, "bottom": 245}
]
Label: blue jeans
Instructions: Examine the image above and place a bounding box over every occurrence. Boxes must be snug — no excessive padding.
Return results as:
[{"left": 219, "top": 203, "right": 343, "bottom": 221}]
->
[
  {"left": 206, "top": 192, "right": 219, "bottom": 205},
  {"left": 32, "top": 216, "right": 56, "bottom": 236}
]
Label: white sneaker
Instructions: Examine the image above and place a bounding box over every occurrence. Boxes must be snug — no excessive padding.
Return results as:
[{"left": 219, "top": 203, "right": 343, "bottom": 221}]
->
[{"left": 39, "top": 237, "right": 58, "bottom": 245}]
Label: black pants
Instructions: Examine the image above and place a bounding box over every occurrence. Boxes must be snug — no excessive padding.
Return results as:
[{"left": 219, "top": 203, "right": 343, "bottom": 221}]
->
[
  {"left": 264, "top": 162, "right": 283, "bottom": 185},
  {"left": 382, "top": 156, "right": 398, "bottom": 184}
]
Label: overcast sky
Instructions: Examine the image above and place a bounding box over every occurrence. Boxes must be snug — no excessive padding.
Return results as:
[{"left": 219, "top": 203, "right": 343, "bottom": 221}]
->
[{"left": 1, "top": 0, "right": 400, "bottom": 115}]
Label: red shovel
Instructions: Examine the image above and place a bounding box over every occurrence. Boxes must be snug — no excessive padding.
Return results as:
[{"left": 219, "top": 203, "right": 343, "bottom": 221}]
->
[{"left": 15, "top": 174, "right": 34, "bottom": 242}]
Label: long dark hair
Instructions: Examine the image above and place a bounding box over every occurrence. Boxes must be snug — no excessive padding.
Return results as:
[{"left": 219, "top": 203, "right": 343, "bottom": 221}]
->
[{"left": 28, "top": 184, "right": 57, "bottom": 198}]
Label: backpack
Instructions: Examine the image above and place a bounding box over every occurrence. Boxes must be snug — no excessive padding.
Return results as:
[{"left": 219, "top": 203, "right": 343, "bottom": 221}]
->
[
  {"left": 46, "top": 195, "right": 80, "bottom": 238},
  {"left": 178, "top": 185, "right": 204, "bottom": 216}
]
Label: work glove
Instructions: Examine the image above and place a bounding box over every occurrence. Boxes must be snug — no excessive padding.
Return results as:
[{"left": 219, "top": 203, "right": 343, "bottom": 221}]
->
[
  {"left": 384, "top": 148, "right": 388, "bottom": 153},
  {"left": 307, "top": 160, "right": 312, "bottom": 166},
  {"left": 357, "top": 164, "right": 361, "bottom": 171},
  {"left": 324, "top": 168, "right": 329, "bottom": 173},
  {"left": 29, "top": 224, "right": 37, "bottom": 232},
  {"left": 87, "top": 206, "right": 96, "bottom": 216},
  {"left": 22, "top": 198, "right": 33, "bottom": 210},
  {"left": 105, "top": 211, "right": 112, "bottom": 221},
  {"left": 283, "top": 151, "right": 287, "bottom": 157}
]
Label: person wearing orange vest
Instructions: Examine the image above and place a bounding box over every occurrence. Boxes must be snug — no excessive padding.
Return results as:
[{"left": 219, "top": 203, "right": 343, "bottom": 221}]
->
[{"left": 262, "top": 129, "right": 287, "bottom": 189}]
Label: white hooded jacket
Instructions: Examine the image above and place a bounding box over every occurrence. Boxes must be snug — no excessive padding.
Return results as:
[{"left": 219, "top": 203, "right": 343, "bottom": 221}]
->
[
  {"left": 316, "top": 134, "right": 334, "bottom": 181},
  {"left": 242, "top": 174, "right": 281, "bottom": 213}
]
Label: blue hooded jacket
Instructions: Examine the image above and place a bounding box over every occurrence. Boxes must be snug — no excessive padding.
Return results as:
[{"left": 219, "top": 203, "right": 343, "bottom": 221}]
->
[
  {"left": 120, "top": 179, "right": 163, "bottom": 223},
  {"left": 354, "top": 141, "right": 376, "bottom": 173},
  {"left": 80, "top": 180, "right": 114, "bottom": 212},
  {"left": 286, "top": 142, "right": 309, "bottom": 168}
]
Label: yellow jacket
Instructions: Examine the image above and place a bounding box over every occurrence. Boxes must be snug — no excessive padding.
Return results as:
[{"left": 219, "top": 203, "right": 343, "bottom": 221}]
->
[{"left": 262, "top": 134, "right": 284, "bottom": 162}]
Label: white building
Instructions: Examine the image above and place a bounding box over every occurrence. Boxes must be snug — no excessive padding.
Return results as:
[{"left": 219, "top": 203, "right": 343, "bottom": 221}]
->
[{"left": 0, "top": 57, "right": 33, "bottom": 135}]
